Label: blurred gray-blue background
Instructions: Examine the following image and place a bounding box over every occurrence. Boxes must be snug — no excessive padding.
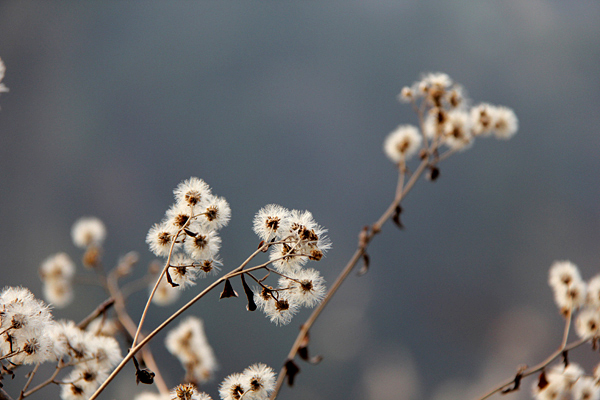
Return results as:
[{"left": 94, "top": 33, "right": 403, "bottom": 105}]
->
[{"left": 1, "top": 1, "right": 599, "bottom": 399}]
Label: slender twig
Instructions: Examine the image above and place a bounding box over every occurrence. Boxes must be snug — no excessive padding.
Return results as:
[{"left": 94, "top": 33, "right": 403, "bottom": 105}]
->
[
  {"left": 89, "top": 244, "right": 270, "bottom": 400},
  {"left": 76, "top": 297, "right": 115, "bottom": 330},
  {"left": 131, "top": 228, "right": 184, "bottom": 348},
  {"left": 17, "top": 363, "right": 39, "bottom": 400},
  {"left": 476, "top": 309, "right": 586, "bottom": 400},
  {"left": 106, "top": 268, "right": 169, "bottom": 395},
  {"left": 270, "top": 155, "right": 430, "bottom": 399},
  {"left": 0, "top": 388, "right": 15, "bottom": 400},
  {"left": 20, "top": 360, "right": 64, "bottom": 398}
]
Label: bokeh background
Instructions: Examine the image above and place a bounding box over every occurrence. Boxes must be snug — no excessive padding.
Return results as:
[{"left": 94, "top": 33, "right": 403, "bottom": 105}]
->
[{"left": 1, "top": 1, "right": 599, "bottom": 399}]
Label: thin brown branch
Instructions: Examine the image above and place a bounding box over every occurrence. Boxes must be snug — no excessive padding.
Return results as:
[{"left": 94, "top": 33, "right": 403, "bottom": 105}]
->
[
  {"left": 270, "top": 156, "right": 431, "bottom": 399},
  {"left": 106, "top": 268, "right": 169, "bottom": 395},
  {"left": 76, "top": 297, "right": 115, "bottom": 330},
  {"left": 89, "top": 244, "right": 270, "bottom": 400},
  {"left": 477, "top": 309, "right": 586, "bottom": 400},
  {"left": 0, "top": 388, "right": 14, "bottom": 400}
]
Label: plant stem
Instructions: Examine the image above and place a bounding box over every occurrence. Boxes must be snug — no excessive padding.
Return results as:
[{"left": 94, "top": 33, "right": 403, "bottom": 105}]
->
[
  {"left": 477, "top": 309, "right": 585, "bottom": 400},
  {"left": 269, "top": 156, "right": 430, "bottom": 399},
  {"left": 89, "top": 244, "right": 268, "bottom": 400}
]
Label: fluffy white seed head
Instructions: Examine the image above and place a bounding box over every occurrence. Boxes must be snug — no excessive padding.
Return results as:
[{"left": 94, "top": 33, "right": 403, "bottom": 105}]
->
[
  {"left": 531, "top": 371, "right": 567, "bottom": 400},
  {"left": 492, "top": 106, "right": 518, "bottom": 140},
  {"left": 586, "top": 275, "right": 600, "bottom": 307},
  {"left": 241, "top": 363, "right": 276, "bottom": 400},
  {"left": 219, "top": 372, "right": 245, "bottom": 400},
  {"left": 553, "top": 279, "right": 587, "bottom": 314},
  {"left": 86, "top": 317, "right": 120, "bottom": 337},
  {"left": 549, "top": 260, "right": 582, "bottom": 290},
  {"left": 269, "top": 243, "right": 308, "bottom": 274},
  {"left": 199, "top": 195, "right": 231, "bottom": 231},
  {"left": 573, "top": 376, "right": 600, "bottom": 400},
  {"left": 262, "top": 296, "right": 299, "bottom": 326},
  {"left": 146, "top": 221, "right": 180, "bottom": 257},
  {"left": 0, "top": 57, "right": 8, "bottom": 94},
  {"left": 253, "top": 204, "right": 291, "bottom": 242},
  {"left": 173, "top": 177, "right": 212, "bottom": 209},
  {"left": 183, "top": 227, "right": 221, "bottom": 262},
  {"left": 133, "top": 393, "right": 170, "bottom": 400},
  {"left": 170, "top": 383, "right": 210, "bottom": 400},
  {"left": 165, "top": 317, "right": 217, "bottom": 384},
  {"left": 42, "top": 279, "right": 74, "bottom": 308},
  {"left": 40, "top": 253, "right": 76, "bottom": 282},
  {"left": 383, "top": 125, "right": 422, "bottom": 163},
  {"left": 169, "top": 254, "right": 199, "bottom": 289},
  {"left": 279, "top": 268, "right": 326, "bottom": 308},
  {"left": 575, "top": 307, "right": 600, "bottom": 339},
  {"left": 71, "top": 217, "right": 106, "bottom": 248}
]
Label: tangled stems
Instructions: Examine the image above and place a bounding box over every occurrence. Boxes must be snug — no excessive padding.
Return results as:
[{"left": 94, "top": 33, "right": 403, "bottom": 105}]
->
[{"left": 88, "top": 245, "right": 271, "bottom": 400}]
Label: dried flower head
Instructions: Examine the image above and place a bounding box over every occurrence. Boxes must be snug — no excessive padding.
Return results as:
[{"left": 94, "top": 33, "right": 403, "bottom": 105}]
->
[
  {"left": 241, "top": 363, "right": 276, "bottom": 400},
  {"left": 279, "top": 268, "right": 326, "bottom": 308},
  {"left": 383, "top": 125, "right": 422, "bottom": 163},
  {"left": 174, "top": 177, "right": 212, "bottom": 209},
  {"left": 253, "top": 204, "right": 291, "bottom": 242},
  {"left": 165, "top": 317, "right": 217, "bottom": 384},
  {"left": 219, "top": 372, "right": 245, "bottom": 400},
  {"left": 71, "top": 217, "right": 106, "bottom": 248}
]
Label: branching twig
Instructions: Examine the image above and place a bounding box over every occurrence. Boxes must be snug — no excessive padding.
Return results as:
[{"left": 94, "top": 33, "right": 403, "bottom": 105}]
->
[
  {"left": 270, "top": 155, "right": 431, "bottom": 399},
  {"left": 476, "top": 308, "right": 587, "bottom": 400}
]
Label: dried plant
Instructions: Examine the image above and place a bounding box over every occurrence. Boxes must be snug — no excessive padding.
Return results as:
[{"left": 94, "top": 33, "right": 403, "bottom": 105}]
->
[{"left": 1, "top": 60, "right": 595, "bottom": 400}]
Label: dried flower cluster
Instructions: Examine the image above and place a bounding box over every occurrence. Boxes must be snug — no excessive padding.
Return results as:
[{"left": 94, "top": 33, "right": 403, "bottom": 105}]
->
[
  {"left": 52, "top": 320, "right": 122, "bottom": 400},
  {"left": 146, "top": 177, "right": 230, "bottom": 304},
  {"left": 532, "top": 363, "right": 600, "bottom": 400},
  {"left": 548, "top": 261, "right": 600, "bottom": 340},
  {"left": 0, "top": 287, "right": 54, "bottom": 365},
  {"left": 385, "top": 72, "right": 518, "bottom": 163},
  {"left": 11, "top": 64, "right": 596, "bottom": 400},
  {"left": 219, "top": 363, "right": 276, "bottom": 400},
  {"left": 252, "top": 204, "right": 330, "bottom": 325},
  {"left": 0, "top": 286, "right": 122, "bottom": 399},
  {"left": 134, "top": 364, "right": 275, "bottom": 400}
]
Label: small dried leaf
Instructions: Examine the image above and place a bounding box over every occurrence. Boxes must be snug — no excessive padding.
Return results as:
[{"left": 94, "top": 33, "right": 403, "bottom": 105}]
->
[
  {"left": 284, "top": 359, "right": 300, "bottom": 387},
  {"left": 1, "top": 365, "right": 14, "bottom": 381},
  {"left": 427, "top": 166, "right": 440, "bottom": 181},
  {"left": 357, "top": 253, "right": 370, "bottom": 276},
  {"left": 561, "top": 350, "right": 569, "bottom": 367},
  {"left": 297, "top": 334, "right": 323, "bottom": 364},
  {"left": 183, "top": 228, "right": 197, "bottom": 237},
  {"left": 298, "top": 345, "right": 309, "bottom": 361},
  {"left": 392, "top": 204, "right": 404, "bottom": 229},
  {"left": 220, "top": 279, "right": 238, "bottom": 299},
  {"left": 165, "top": 268, "right": 180, "bottom": 288},
  {"left": 501, "top": 365, "right": 526, "bottom": 394},
  {"left": 241, "top": 274, "right": 257, "bottom": 311},
  {"left": 298, "top": 332, "right": 310, "bottom": 361},
  {"left": 258, "top": 240, "right": 265, "bottom": 250},
  {"left": 537, "top": 370, "right": 548, "bottom": 390}
]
